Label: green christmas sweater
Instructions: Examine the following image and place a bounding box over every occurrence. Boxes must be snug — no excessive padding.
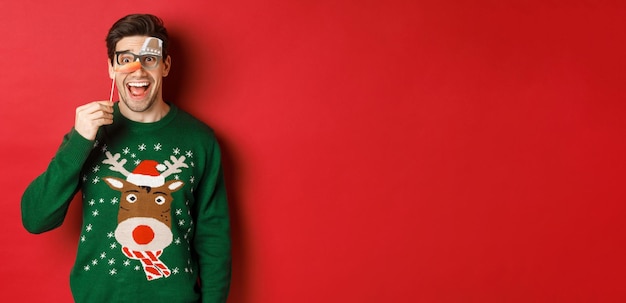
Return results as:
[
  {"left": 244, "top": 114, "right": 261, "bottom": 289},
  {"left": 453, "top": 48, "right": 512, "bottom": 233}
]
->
[{"left": 21, "top": 103, "right": 231, "bottom": 303}]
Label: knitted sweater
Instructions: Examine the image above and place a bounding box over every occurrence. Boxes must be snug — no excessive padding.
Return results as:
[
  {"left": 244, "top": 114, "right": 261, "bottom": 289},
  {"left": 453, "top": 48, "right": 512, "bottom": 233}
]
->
[{"left": 21, "top": 103, "right": 231, "bottom": 303}]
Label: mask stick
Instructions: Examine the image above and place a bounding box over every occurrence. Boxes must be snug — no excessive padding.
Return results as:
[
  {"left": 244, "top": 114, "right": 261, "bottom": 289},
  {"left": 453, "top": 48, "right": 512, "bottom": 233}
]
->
[{"left": 109, "top": 76, "right": 116, "bottom": 103}]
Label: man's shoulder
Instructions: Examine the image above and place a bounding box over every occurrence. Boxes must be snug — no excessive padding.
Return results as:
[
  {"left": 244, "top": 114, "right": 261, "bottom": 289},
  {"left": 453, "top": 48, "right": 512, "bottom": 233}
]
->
[{"left": 171, "top": 105, "right": 217, "bottom": 137}]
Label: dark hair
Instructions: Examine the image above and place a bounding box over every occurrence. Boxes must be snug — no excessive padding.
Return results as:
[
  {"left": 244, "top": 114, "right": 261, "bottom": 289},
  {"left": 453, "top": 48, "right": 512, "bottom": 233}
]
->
[{"left": 105, "top": 14, "right": 169, "bottom": 63}]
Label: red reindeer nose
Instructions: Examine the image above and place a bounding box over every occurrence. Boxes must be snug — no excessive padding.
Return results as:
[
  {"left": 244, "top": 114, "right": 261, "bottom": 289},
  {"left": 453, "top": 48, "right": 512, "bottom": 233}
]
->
[{"left": 132, "top": 225, "right": 155, "bottom": 245}]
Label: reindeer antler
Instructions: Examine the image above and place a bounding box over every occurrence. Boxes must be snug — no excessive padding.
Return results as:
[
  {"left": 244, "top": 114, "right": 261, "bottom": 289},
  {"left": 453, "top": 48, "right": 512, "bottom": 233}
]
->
[
  {"left": 160, "top": 156, "right": 188, "bottom": 178},
  {"left": 102, "top": 151, "right": 131, "bottom": 177}
]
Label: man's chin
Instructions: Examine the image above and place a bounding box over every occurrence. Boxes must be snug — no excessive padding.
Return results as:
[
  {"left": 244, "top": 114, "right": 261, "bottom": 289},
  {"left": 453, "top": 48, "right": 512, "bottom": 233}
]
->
[{"left": 120, "top": 98, "right": 153, "bottom": 113}]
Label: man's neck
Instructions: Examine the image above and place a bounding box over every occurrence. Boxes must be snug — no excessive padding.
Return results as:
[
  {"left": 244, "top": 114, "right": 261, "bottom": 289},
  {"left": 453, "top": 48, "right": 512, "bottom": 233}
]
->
[{"left": 119, "top": 100, "right": 170, "bottom": 123}]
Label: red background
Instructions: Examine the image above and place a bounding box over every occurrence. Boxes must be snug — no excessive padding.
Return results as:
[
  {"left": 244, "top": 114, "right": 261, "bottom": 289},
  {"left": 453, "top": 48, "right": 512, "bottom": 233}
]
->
[{"left": 2, "top": 1, "right": 626, "bottom": 302}]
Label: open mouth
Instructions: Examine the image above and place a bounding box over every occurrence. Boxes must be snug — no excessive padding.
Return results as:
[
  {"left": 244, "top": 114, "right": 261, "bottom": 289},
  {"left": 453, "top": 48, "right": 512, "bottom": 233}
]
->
[{"left": 127, "top": 81, "right": 151, "bottom": 99}]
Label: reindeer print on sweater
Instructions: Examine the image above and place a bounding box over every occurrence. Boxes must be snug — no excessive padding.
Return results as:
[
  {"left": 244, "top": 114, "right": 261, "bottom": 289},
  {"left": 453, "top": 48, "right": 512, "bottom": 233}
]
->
[{"left": 79, "top": 141, "right": 197, "bottom": 281}]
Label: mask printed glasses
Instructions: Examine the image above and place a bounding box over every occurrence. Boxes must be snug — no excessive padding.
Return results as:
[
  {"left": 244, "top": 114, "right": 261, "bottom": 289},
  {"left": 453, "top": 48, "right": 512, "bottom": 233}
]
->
[{"left": 115, "top": 37, "right": 164, "bottom": 70}]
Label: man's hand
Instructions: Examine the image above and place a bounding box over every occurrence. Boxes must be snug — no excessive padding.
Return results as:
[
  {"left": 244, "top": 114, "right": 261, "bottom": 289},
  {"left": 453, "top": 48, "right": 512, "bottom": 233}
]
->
[{"left": 75, "top": 101, "right": 114, "bottom": 140}]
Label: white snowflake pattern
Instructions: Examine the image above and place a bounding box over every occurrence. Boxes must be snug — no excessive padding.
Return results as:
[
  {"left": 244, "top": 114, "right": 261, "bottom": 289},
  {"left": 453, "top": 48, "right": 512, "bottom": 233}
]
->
[
  {"left": 154, "top": 143, "right": 162, "bottom": 151},
  {"left": 88, "top": 199, "right": 96, "bottom": 206},
  {"left": 93, "top": 165, "right": 100, "bottom": 173},
  {"left": 138, "top": 144, "right": 147, "bottom": 151},
  {"left": 110, "top": 242, "right": 117, "bottom": 249},
  {"left": 108, "top": 258, "right": 116, "bottom": 265},
  {"left": 123, "top": 260, "right": 131, "bottom": 266},
  {"left": 109, "top": 269, "right": 117, "bottom": 275},
  {"left": 174, "top": 238, "right": 181, "bottom": 245},
  {"left": 185, "top": 150, "right": 193, "bottom": 158},
  {"left": 92, "top": 209, "right": 99, "bottom": 217},
  {"left": 101, "top": 144, "right": 108, "bottom": 153},
  {"left": 176, "top": 209, "right": 183, "bottom": 215},
  {"left": 81, "top": 235, "right": 86, "bottom": 242},
  {"left": 107, "top": 232, "right": 114, "bottom": 238},
  {"left": 93, "top": 140, "right": 100, "bottom": 148},
  {"left": 173, "top": 148, "right": 180, "bottom": 155},
  {"left": 131, "top": 153, "right": 136, "bottom": 158},
  {"left": 134, "top": 265, "right": 141, "bottom": 271},
  {"left": 100, "top": 252, "right": 107, "bottom": 259},
  {"left": 84, "top": 265, "right": 90, "bottom": 271},
  {"left": 191, "top": 161, "right": 195, "bottom": 168},
  {"left": 134, "top": 159, "right": 141, "bottom": 166},
  {"left": 86, "top": 224, "right": 93, "bottom": 232},
  {"left": 99, "top": 198, "right": 105, "bottom": 204},
  {"left": 82, "top": 175, "right": 88, "bottom": 182},
  {"left": 178, "top": 219, "right": 186, "bottom": 226},
  {"left": 111, "top": 197, "right": 119, "bottom": 204},
  {"left": 92, "top": 259, "right": 98, "bottom": 266},
  {"left": 122, "top": 147, "right": 130, "bottom": 154},
  {"left": 189, "top": 176, "right": 195, "bottom": 184},
  {"left": 92, "top": 176, "right": 100, "bottom": 184},
  {"left": 172, "top": 267, "right": 179, "bottom": 274}
]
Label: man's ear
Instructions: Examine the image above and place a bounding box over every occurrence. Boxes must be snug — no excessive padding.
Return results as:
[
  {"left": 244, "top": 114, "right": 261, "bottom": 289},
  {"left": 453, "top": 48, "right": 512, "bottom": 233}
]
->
[
  {"left": 108, "top": 59, "right": 115, "bottom": 80},
  {"left": 162, "top": 55, "right": 171, "bottom": 77}
]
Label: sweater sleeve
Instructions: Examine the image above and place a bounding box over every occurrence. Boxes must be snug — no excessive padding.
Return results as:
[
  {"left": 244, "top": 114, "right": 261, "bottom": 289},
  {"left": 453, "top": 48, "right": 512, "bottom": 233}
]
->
[
  {"left": 21, "top": 129, "right": 94, "bottom": 234},
  {"left": 193, "top": 138, "right": 232, "bottom": 303}
]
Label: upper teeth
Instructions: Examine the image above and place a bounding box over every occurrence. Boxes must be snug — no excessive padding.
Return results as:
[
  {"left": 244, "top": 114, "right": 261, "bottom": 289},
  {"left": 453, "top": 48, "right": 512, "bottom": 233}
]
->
[{"left": 128, "top": 82, "right": 149, "bottom": 87}]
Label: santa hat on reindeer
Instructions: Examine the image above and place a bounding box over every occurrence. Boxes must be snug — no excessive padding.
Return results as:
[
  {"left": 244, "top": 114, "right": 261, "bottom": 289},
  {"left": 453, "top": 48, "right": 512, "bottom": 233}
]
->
[{"left": 126, "top": 160, "right": 168, "bottom": 187}]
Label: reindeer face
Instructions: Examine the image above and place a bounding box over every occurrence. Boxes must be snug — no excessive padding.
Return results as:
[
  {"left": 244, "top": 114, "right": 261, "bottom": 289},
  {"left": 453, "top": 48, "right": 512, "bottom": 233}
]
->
[
  {"left": 104, "top": 177, "right": 184, "bottom": 251},
  {"left": 104, "top": 177, "right": 184, "bottom": 225}
]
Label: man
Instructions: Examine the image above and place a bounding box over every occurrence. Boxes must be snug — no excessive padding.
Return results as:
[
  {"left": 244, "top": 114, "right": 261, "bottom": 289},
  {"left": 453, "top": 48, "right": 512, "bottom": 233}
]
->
[{"left": 21, "top": 14, "right": 231, "bottom": 303}]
